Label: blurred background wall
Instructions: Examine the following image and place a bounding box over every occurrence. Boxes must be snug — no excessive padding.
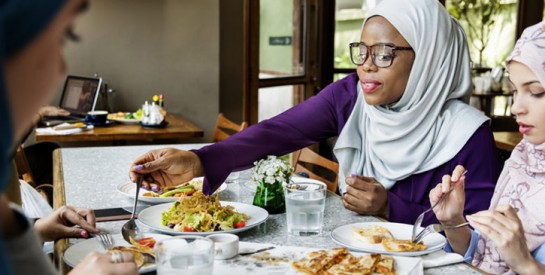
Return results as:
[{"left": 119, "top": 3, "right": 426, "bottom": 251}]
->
[{"left": 56, "top": 0, "right": 219, "bottom": 142}]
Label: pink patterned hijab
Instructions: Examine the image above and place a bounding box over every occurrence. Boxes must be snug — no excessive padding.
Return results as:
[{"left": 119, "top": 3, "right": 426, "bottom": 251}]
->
[{"left": 472, "top": 22, "right": 545, "bottom": 274}]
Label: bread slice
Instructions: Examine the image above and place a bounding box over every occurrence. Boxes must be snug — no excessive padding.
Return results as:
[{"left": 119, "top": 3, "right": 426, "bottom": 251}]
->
[
  {"left": 381, "top": 239, "right": 427, "bottom": 252},
  {"left": 292, "top": 248, "right": 348, "bottom": 275},
  {"left": 352, "top": 225, "right": 394, "bottom": 244},
  {"left": 324, "top": 253, "right": 381, "bottom": 275},
  {"left": 375, "top": 255, "right": 395, "bottom": 275}
]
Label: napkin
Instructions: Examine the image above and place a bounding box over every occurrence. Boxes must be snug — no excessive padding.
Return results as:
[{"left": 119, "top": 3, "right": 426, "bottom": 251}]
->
[
  {"left": 19, "top": 179, "right": 53, "bottom": 219},
  {"left": 36, "top": 123, "right": 93, "bottom": 135},
  {"left": 422, "top": 250, "right": 464, "bottom": 268}
]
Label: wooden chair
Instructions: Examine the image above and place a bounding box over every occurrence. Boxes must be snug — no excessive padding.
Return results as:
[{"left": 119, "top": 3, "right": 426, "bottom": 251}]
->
[
  {"left": 292, "top": 147, "right": 339, "bottom": 193},
  {"left": 13, "top": 146, "right": 53, "bottom": 205},
  {"left": 212, "top": 113, "right": 248, "bottom": 142}
]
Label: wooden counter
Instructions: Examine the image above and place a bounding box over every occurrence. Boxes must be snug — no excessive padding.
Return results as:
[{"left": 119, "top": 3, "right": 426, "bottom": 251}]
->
[
  {"left": 493, "top": 131, "right": 522, "bottom": 151},
  {"left": 36, "top": 113, "right": 203, "bottom": 143}
]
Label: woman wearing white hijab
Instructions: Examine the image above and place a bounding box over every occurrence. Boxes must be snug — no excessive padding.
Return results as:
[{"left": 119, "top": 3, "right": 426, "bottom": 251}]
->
[
  {"left": 431, "top": 21, "right": 545, "bottom": 275},
  {"left": 130, "top": 0, "right": 499, "bottom": 226}
]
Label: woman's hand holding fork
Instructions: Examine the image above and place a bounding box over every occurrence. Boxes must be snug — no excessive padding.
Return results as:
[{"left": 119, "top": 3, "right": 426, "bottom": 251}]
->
[
  {"left": 429, "top": 165, "right": 472, "bottom": 255},
  {"left": 429, "top": 165, "right": 467, "bottom": 225}
]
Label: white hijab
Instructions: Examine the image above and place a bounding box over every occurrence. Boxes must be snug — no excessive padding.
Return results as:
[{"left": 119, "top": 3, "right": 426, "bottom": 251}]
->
[{"left": 334, "top": 0, "right": 488, "bottom": 191}]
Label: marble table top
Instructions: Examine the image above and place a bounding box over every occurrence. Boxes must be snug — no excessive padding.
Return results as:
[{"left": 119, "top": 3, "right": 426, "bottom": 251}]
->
[{"left": 58, "top": 144, "right": 484, "bottom": 274}]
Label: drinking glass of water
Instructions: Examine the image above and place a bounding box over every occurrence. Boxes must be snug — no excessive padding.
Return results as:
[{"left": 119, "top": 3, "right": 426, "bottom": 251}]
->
[
  {"left": 155, "top": 236, "right": 214, "bottom": 275},
  {"left": 284, "top": 180, "right": 327, "bottom": 236}
]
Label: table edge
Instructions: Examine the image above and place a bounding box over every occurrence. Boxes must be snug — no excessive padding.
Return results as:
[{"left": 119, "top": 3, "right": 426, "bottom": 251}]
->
[{"left": 53, "top": 149, "right": 69, "bottom": 274}]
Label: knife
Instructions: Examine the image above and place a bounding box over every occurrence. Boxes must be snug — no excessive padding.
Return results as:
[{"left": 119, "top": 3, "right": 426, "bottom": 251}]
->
[{"left": 238, "top": 246, "right": 276, "bottom": 256}]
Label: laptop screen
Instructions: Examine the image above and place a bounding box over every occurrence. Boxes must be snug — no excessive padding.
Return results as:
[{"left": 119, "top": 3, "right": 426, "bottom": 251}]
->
[{"left": 59, "top": 75, "right": 102, "bottom": 116}]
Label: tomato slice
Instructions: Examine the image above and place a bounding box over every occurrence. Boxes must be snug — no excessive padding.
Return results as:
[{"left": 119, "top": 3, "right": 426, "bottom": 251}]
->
[
  {"left": 234, "top": 220, "right": 246, "bottom": 228},
  {"left": 183, "top": 226, "right": 197, "bottom": 232},
  {"left": 137, "top": 237, "right": 156, "bottom": 248}
]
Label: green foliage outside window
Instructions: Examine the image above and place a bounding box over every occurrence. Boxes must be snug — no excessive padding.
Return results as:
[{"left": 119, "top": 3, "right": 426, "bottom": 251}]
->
[{"left": 447, "top": 0, "right": 517, "bottom": 68}]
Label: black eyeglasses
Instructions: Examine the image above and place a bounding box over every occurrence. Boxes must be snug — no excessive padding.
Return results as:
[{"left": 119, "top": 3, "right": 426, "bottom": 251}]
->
[{"left": 349, "top": 42, "right": 413, "bottom": 68}]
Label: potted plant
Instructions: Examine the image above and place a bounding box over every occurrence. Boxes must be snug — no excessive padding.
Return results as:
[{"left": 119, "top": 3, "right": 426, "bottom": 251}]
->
[{"left": 251, "top": 155, "right": 293, "bottom": 214}]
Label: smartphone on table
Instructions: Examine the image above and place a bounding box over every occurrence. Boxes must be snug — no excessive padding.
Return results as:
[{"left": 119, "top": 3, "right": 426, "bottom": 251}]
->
[{"left": 93, "top": 206, "right": 148, "bottom": 222}]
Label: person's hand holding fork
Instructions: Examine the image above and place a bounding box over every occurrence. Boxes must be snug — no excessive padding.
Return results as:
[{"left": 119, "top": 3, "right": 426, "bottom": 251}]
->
[{"left": 429, "top": 165, "right": 472, "bottom": 255}]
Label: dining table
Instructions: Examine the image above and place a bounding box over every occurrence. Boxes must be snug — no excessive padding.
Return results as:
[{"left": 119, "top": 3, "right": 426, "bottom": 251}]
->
[
  {"left": 53, "top": 144, "right": 486, "bottom": 275},
  {"left": 493, "top": 131, "right": 522, "bottom": 152},
  {"left": 36, "top": 113, "right": 203, "bottom": 144}
]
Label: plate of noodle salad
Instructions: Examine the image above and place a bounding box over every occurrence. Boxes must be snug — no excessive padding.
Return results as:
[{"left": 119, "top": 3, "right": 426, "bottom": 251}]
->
[{"left": 137, "top": 192, "right": 269, "bottom": 235}]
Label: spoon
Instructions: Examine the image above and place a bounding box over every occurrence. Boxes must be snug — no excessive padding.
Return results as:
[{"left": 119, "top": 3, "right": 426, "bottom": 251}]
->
[{"left": 122, "top": 174, "right": 142, "bottom": 243}]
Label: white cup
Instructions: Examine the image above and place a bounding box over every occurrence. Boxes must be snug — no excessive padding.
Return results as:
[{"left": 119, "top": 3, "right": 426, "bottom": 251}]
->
[
  {"left": 206, "top": 233, "right": 239, "bottom": 260},
  {"left": 155, "top": 236, "right": 214, "bottom": 275},
  {"left": 474, "top": 77, "right": 485, "bottom": 94}
]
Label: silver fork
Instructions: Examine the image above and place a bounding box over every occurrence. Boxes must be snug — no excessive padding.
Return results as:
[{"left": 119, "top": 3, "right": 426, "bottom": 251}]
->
[
  {"left": 96, "top": 233, "right": 114, "bottom": 250},
  {"left": 414, "top": 207, "right": 520, "bottom": 243},
  {"left": 414, "top": 222, "right": 469, "bottom": 243},
  {"left": 411, "top": 170, "right": 468, "bottom": 242},
  {"left": 413, "top": 222, "right": 469, "bottom": 243}
]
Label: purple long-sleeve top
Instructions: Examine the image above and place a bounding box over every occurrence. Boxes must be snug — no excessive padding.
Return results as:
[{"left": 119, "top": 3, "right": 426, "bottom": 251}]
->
[{"left": 194, "top": 73, "right": 499, "bottom": 225}]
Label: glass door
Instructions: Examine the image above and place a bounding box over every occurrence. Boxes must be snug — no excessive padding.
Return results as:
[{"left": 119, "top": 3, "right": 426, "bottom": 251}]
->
[{"left": 244, "top": 0, "right": 319, "bottom": 124}]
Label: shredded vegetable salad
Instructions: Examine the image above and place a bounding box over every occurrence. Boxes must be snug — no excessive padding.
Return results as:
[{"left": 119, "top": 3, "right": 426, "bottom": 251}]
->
[
  {"left": 161, "top": 191, "right": 250, "bottom": 232},
  {"left": 143, "top": 178, "right": 203, "bottom": 197}
]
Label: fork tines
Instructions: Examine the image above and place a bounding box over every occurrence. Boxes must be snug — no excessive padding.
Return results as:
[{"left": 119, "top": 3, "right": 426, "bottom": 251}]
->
[
  {"left": 96, "top": 233, "right": 114, "bottom": 250},
  {"left": 413, "top": 228, "right": 430, "bottom": 244}
]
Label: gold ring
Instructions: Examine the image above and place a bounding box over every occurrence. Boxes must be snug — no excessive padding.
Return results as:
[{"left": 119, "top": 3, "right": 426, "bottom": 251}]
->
[{"left": 110, "top": 251, "right": 123, "bottom": 264}]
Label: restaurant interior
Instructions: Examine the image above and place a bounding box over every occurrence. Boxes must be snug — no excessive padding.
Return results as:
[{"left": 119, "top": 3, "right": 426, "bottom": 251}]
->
[
  {"left": 28, "top": 0, "right": 542, "bottom": 147},
  {"left": 8, "top": 0, "right": 545, "bottom": 274}
]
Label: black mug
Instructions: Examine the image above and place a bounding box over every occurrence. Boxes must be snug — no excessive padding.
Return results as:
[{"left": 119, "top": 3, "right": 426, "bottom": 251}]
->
[{"left": 85, "top": 110, "right": 108, "bottom": 126}]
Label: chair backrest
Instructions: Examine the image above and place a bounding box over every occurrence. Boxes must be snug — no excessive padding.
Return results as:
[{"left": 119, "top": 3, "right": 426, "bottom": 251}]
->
[
  {"left": 292, "top": 147, "right": 339, "bottom": 193},
  {"left": 13, "top": 145, "right": 53, "bottom": 205},
  {"left": 13, "top": 146, "right": 36, "bottom": 187},
  {"left": 212, "top": 113, "right": 248, "bottom": 142}
]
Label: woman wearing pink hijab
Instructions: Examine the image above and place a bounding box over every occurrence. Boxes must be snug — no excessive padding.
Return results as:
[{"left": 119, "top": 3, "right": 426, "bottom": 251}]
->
[{"left": 430, "top": 22, "right": 545, "bottom": 274}]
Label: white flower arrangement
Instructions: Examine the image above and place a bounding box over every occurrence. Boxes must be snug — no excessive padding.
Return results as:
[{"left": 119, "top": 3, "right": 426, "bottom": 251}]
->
[{"left": 251, "top": 155, "right": 293, "bottom": 186}]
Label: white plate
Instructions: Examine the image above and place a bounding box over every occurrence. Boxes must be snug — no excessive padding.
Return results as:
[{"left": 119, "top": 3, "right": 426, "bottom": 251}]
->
[
  {"left": 109, "top": 117, "right": 141, "bottom": 124},
  {"left": 117, "top": 177, "right": 226, "bottom": 204},
  {"left": 330, "top": 222, "right": 446, "bottom": 256},
  {"left": 107, "top": 113, "right": 142, "bottom": 124},
  {"left": 287, "top": 251, "right": 422, "bottom": 275},
  {"left": 243, "top": 176, "right": 324, "bottom": 191},
  {"left": 64, "top": 233, "right": 169, "bottom": 273},
  {"left": 229, "top": 242, "right": 423, "bottom": 275},
  {"left": 137, "top": 201, "right": 269, "bottom": 235}
]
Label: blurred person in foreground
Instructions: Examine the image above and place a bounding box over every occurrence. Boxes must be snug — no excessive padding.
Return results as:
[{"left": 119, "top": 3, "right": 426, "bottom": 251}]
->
[
  {"left": 431, "top": 22, "right": 545, "bottom": 274},
  {"left": 130, "top": 0, "right": 499, "bottom": 226},
  {"left": 0, "top": 0, "right": 137, "bottom": 274}
]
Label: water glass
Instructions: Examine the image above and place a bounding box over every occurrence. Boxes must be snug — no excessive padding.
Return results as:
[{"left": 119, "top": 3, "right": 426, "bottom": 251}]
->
[
  {"left": 155, "top": 236, "right": 214, "bottom": 275},
  {"left": 284, "top": 181, "right": 327, "bottom": 236}
]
